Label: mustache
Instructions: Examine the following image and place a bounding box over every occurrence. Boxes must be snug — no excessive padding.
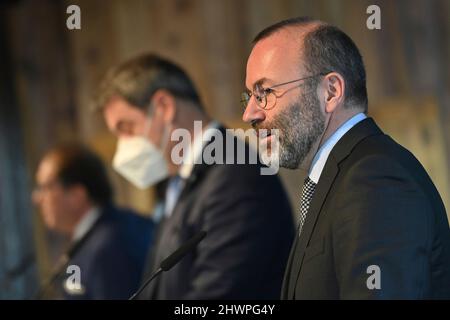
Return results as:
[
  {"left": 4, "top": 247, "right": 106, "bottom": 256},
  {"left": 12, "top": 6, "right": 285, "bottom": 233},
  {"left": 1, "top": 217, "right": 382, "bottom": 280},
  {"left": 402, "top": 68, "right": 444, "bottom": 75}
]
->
[
  {"left": 250, "top": 120, "right": 260, "bottom": 130},
  {"left": 251, "top": 119, "right": 283, "bottom": 132},
  {"left": 251, "top": 120, "right": 274, "bottom": 131},
  {"left": 251, "top": 121, "right": 284, "bottom": 140}
]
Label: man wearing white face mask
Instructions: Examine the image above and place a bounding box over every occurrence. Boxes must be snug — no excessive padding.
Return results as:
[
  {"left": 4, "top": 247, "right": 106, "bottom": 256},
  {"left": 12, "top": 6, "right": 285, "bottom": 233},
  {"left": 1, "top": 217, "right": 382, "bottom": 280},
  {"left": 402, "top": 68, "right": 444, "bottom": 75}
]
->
[
  {"left": 112, "top": 103, "right": 171, "bottom": 190},
  {"left": 94, "top": 53, "right": 295, "bottom": 299}
]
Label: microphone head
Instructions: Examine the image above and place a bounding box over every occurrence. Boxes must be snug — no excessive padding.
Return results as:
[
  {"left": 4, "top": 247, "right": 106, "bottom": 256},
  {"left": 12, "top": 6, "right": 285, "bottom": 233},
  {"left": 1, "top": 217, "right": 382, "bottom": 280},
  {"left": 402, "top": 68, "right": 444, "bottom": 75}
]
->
[{"left": 160, "top": 231, "right": 206, "bottom": 272}]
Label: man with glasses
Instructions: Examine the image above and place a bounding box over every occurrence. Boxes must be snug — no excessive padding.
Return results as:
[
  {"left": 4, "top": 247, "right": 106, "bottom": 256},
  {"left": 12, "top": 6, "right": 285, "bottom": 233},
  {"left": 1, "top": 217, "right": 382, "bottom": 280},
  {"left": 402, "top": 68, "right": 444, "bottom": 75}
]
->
[
  {"left": 242, "top": 17, "right": 450, "bottom": 299},
  {"left": 33, "top": 143, "right": 153, "bottom": 299}
]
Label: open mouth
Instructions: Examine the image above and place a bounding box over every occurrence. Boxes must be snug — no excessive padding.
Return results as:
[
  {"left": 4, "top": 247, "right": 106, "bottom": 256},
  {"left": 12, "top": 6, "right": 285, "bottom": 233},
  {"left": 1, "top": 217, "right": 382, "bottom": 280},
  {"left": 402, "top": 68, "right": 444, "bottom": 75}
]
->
[
  {"left": 258, "top": 131, "right": 275, "bottom": 151},
  {"left": 257, "top": 129, "right": 272, "bottom": 140}
]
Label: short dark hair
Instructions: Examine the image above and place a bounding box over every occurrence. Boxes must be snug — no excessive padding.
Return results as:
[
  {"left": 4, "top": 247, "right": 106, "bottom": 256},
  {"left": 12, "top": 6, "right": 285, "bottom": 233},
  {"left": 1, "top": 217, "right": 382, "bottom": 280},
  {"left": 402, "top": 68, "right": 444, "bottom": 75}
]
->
[
  {"left": 253, "top": 17, "right": 368, "bottom": 111},
  {"left": 95, "top": 53, "right": 202, "bottom": 111},
  {"left": 48, "top": 143, "right": 113, "bottom": 205}
]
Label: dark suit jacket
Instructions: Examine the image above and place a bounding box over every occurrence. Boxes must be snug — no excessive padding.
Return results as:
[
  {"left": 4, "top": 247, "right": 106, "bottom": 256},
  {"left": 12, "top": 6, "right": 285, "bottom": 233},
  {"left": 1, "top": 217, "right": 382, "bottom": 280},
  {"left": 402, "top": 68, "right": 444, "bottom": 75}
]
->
[
  {"left": 141, "top": 126, "right": 294, "bottom": 299},
  {"left": 282, "top": 117, "right": 450, "bottom": 299},
  {"left": 62, "top": 205, "right": 154, "bottom": 299}
]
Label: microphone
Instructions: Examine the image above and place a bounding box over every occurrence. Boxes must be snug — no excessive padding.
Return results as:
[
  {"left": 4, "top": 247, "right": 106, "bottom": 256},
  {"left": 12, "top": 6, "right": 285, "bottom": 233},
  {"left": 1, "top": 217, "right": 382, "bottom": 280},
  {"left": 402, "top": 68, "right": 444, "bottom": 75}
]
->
[{"left": 129, "top": 230, "right": 207, "bottom": 300}]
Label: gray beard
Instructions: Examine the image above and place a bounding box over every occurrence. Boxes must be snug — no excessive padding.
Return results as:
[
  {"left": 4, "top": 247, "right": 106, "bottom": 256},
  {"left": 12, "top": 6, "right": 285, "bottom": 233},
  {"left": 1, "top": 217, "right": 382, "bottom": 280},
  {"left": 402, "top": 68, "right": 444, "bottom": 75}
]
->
[{"left": 269, "top": 89, "right": 325, "bottom": 169}]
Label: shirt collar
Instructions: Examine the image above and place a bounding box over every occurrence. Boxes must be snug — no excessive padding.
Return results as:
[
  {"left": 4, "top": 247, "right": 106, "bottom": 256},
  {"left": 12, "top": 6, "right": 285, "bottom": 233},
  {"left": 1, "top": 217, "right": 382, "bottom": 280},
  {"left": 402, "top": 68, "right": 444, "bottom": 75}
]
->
[
  {"left": 72, "top": 207, "right": 101, "bottom": 242},
  {"left": 179, "top": 120, "right": 221, "bottom": 179},
  {"left": 309, "top": 112, "right": 367, "bottom": 184}
]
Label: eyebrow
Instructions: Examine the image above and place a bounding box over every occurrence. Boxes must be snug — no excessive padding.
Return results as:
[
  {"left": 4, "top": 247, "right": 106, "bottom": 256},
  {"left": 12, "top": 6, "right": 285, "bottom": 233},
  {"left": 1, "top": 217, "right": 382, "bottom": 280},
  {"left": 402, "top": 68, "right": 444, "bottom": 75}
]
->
[{"left": 247, "top": 77, "right": 275, "bottom": 91}]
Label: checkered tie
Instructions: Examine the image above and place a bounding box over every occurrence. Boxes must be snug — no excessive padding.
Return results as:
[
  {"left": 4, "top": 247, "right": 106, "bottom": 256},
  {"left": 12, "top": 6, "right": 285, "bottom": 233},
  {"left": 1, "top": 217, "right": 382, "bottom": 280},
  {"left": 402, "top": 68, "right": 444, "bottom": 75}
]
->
[{"left": 298, "top": 177, "right": 316, "bottom": 235}]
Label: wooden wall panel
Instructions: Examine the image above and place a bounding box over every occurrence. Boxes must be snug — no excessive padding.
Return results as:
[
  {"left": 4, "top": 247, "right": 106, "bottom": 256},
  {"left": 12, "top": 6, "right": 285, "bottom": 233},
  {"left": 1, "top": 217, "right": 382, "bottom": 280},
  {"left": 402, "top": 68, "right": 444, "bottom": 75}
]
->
[
  {"left": 371, "top": 97, "right": 450, "bottom": 211},
  {"left": 5, "top": 0, "right": 80, "bottom": 292}
]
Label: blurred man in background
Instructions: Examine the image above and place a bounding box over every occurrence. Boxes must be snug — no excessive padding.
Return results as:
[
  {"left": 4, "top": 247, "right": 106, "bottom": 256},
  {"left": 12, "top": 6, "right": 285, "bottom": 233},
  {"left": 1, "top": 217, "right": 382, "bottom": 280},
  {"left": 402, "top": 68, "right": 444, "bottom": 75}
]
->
[
  {"left": 242, "top": 17, "right": 450, "bottom": 299},
  {"left": 33, "top": 143, "right": 154, "bottom": 299},
  {"left": 96, "top": 53, "right": 295, "bottom": 299}
]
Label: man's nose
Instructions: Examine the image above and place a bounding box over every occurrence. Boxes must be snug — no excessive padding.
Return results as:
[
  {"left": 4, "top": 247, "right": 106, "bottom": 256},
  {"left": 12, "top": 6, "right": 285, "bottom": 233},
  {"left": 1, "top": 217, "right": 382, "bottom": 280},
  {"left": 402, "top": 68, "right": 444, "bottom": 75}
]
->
[{"left": 242, "top": 98, "right": 266, "bottom": 124}]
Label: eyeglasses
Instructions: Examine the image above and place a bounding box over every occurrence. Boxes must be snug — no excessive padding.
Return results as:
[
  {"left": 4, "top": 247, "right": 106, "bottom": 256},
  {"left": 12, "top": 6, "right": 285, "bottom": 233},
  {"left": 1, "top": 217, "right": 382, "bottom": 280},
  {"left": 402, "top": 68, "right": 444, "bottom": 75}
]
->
[
  {"left": 32, "top": 180, "right": 61, "bottom": 196},
  {"left": 241, "top": 73, "right": 328, "bottom": 111}
]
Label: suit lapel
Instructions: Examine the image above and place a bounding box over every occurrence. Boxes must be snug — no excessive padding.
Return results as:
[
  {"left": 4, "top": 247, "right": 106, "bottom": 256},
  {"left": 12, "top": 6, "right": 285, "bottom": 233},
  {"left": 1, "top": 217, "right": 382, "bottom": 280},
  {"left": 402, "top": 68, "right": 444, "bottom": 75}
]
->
[
  {"left": 170, "top": 125, "right": 228, "bottom": 217},
  {"left": 170, "top": 161, "right": 208, "bottom": 220},
  {"left": 164, "top": 124, "right": 228, "bottom": 234},
  {"left": 286, "top": 117, "right": 383, "bottom": 299},
  {"left": 281, "top": 232, "right": 300, "bottom": 299},
  {"left": 287, "top": 159, "right": 339, "bottom": 299}
]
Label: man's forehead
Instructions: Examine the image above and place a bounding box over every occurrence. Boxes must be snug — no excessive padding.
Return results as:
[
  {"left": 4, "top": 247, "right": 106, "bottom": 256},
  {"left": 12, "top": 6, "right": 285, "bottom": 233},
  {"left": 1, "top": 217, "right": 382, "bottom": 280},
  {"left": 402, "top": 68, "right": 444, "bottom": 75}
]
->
[
  {"left": 245, "top": 30, "right": 303, "bottom": 89},
  {"left": 37, "top": 155, "right": 58, "bottom": 182},
  {"left": 104, "top": 96, "right": 132, "bottom": 116},
  {"left": 104, "top": 97, "right": 145, "bottom": 124}
]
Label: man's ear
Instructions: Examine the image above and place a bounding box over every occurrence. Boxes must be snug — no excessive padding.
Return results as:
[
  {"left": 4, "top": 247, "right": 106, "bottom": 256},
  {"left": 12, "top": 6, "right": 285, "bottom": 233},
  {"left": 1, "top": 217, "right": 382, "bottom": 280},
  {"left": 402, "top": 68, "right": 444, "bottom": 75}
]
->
[
  {"left": 323, "top": 72, "right": 345, "bottom": 113},
  {"left": 151, "top": 89, "right": 176, "bottom": 124}
]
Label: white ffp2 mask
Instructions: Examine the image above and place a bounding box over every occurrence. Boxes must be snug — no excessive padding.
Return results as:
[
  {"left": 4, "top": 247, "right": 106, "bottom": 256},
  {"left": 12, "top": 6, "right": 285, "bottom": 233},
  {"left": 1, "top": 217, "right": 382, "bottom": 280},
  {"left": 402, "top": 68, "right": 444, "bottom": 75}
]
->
[{"left": 112, "top": 135, "right": 169, "bottom": 189}]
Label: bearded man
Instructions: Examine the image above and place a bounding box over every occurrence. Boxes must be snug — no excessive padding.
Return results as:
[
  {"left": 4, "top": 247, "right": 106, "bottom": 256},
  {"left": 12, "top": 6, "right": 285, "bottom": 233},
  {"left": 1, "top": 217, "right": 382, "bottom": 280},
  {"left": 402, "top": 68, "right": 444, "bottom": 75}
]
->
[{"left": 242, "top": 17, "right": 450, "bottom": 299}]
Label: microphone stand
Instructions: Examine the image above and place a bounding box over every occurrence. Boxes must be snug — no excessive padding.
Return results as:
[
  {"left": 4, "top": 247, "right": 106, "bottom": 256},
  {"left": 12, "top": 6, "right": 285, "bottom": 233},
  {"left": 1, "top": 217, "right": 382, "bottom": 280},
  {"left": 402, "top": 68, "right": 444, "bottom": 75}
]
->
[{"left": 128, "top": 268, "right": 162, "bottom": 300}]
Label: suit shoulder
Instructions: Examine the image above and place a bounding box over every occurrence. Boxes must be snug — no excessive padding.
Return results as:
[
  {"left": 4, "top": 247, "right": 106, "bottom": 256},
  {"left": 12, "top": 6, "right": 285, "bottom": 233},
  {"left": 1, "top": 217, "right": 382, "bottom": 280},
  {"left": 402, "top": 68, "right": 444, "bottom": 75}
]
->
[
  {"left": 344, "top": 132, "right": 434, "bottom": 184},
  {"left": 95, "top": 207, "right": 150, "bottom": 234},
  {"left": 333, "top": 132, "right": 446, "bottom": 225},
  {"left": 81, "top": 207, "right": 153, "bottom": 257}
]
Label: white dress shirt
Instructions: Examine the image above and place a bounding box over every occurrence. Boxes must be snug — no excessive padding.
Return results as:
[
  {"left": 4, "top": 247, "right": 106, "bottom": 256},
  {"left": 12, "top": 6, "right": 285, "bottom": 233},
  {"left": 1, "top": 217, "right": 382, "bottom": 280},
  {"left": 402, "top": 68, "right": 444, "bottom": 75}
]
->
[
  {"left": 308, "top": 113, "right": 367, "bottom": 184},
  {"left": 164, "top": 121, "right": 221, "bottom": 218},
  {"left": 72, "top": 207, "right": 101, "bottom": 242},
  {"left": 178, "top": 120, "right": 221, "bottom": 179}
]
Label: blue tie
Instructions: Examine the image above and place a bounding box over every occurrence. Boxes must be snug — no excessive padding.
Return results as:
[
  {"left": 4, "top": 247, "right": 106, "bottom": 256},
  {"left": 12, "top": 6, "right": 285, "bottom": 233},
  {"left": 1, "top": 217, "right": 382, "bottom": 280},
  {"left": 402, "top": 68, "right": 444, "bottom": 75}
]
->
[{"left": 165, "top": 175, "right": 184, "bottom": 218}]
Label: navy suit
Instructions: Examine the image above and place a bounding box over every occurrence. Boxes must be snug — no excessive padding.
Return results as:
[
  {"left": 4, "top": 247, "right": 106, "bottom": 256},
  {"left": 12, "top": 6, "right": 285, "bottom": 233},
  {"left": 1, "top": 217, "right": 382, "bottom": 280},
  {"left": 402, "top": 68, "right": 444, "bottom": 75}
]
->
[{"left": 61, "top": 205, "right": 154, "bottom": 299}]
